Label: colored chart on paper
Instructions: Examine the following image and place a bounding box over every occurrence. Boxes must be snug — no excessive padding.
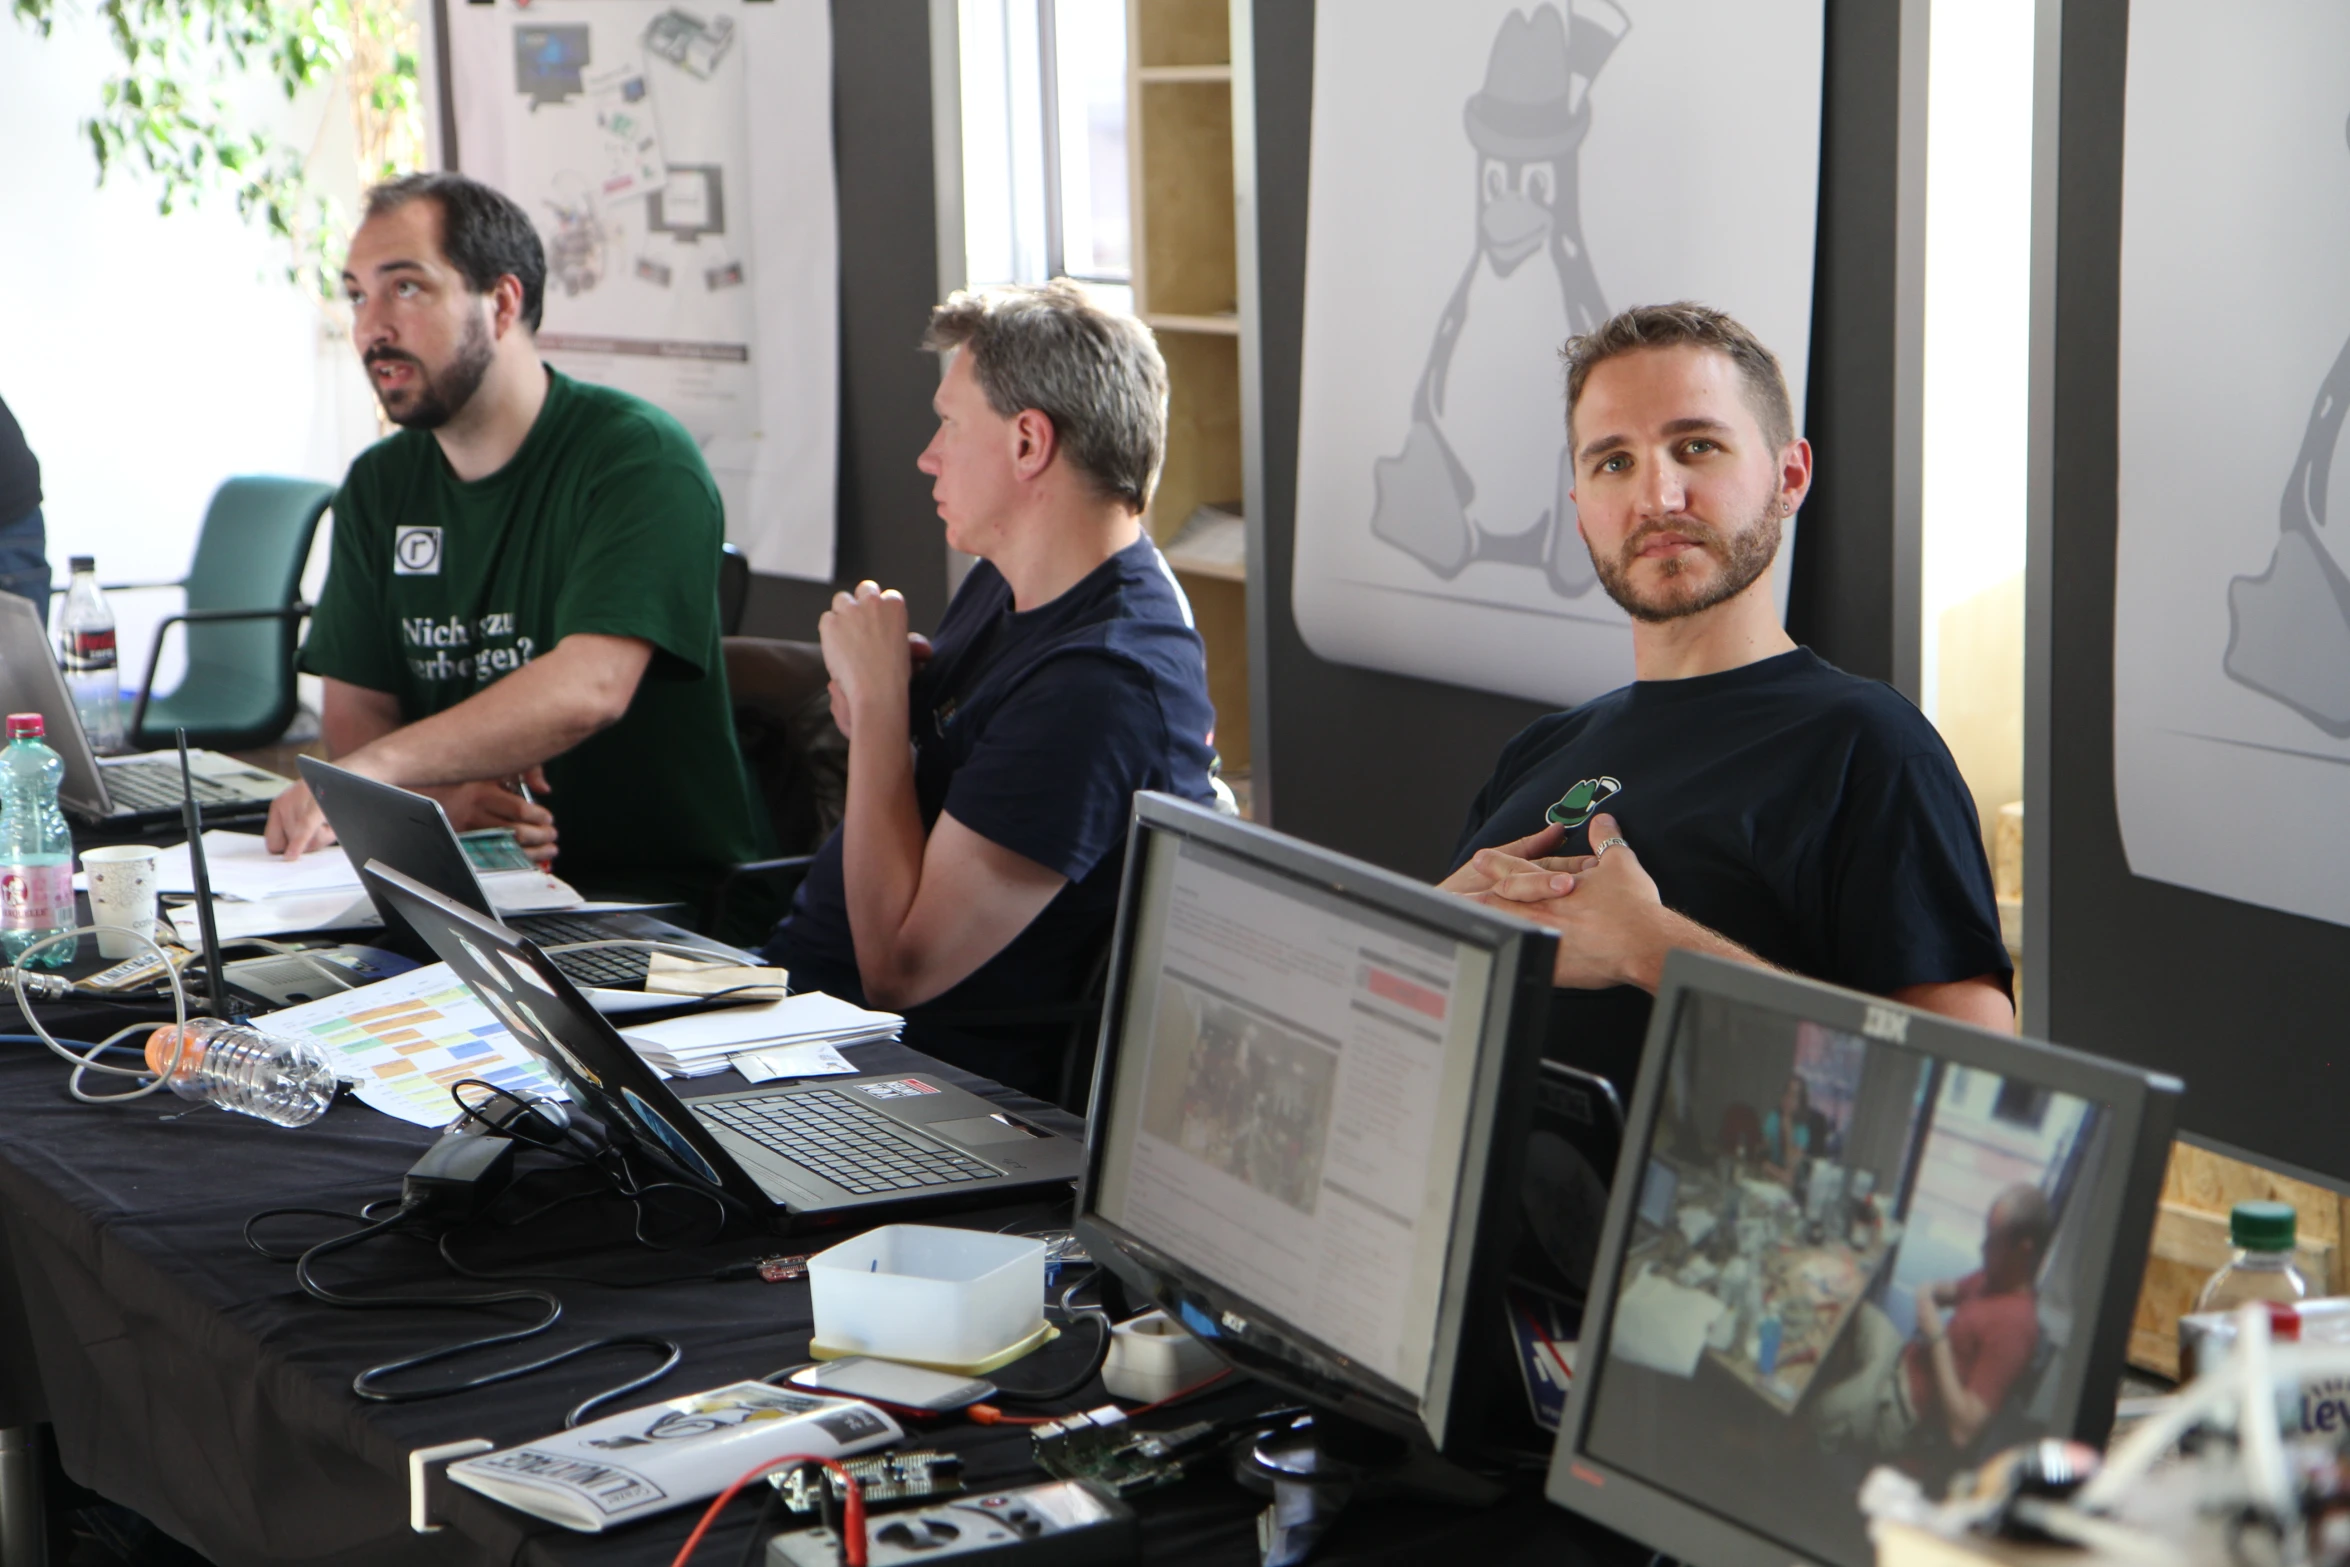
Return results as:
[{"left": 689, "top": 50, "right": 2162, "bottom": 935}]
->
[{"left": 255, "top": 962, "right": 564, "bottom": 1129}]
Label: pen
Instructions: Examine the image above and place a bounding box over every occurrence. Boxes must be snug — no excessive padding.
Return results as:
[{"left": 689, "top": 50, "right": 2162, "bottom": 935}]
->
[{"left": 510, "top": 775, "right": 534, "bottom": 808}]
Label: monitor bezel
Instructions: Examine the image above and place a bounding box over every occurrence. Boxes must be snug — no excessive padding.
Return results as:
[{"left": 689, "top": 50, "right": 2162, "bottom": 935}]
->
[
  {"left": 1072, "top": 791, "right": 1560, "bottom": 1454},
  {"left": 1545, "top": 951, "right": 2180, "bottom": 1567}
]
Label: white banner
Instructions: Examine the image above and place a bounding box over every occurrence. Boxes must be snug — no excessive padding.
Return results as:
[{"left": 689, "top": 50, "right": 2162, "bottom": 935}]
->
[
  {"left": 1292, "top": 0, "right": 1822, "bottom": 706},
  {"left": 2115, "top": 2, "right": 2350, "bottom": 926},
  {"left": 447, "top": 0, "right": 838, "bottom": 580}
]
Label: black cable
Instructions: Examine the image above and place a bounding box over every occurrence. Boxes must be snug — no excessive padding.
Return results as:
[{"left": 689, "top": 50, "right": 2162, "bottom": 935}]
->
[
  {"left": 735, "top": 1470, "right": 792, "bottom": 1567},
  {"left": 987, "top": 1273, "right": 1115, "bottom": 1404}
]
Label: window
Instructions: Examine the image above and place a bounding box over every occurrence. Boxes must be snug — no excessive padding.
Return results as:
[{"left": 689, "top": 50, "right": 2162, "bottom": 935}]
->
[{"left": 958, "top": 0, "right": 1133, "bottom": 310}]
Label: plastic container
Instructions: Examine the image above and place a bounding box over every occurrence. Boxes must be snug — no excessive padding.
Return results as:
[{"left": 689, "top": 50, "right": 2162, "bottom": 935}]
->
[
  {"left": 144, "top": 1018, "right": 339, "bottom": 1128},
  {"left": 807, "top": 1224, "right": 1046, "bottom": 1371},
  {"left": 2197, "top": 1200, "right": 2309, "bottom": 1313},
  {"left": 1102, "top": 1311, "right": 1222, "bottom": 1404},
  {"left": 0, "top": 714, "right": 74, "bottom": 969},
  {"left": 55, "top": 557, "right": 122, "bottom": 753}
]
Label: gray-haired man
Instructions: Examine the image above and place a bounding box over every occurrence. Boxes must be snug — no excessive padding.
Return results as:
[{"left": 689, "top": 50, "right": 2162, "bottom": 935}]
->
[{"left": 763, "top": 281, "right": 1219, "bottom": 1098}]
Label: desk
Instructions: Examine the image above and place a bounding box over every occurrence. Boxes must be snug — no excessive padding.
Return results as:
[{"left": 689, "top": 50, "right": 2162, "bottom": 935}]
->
[{"left": 0, "top": 1030, "right": 1623, "bottom": 1566}]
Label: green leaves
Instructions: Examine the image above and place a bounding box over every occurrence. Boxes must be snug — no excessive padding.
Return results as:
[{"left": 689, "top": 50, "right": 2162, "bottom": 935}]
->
[{"left": 13, "top": 0, "right": 421, "bottom": 299}]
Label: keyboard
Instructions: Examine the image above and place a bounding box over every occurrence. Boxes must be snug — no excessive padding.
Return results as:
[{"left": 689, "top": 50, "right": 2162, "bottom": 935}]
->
[
  {"left": 102, "top": 761, "right": 260, "bottom": 812},
  {"left": 511, "top": 913, "right": 650, "bottom": 987},
  {"left": 699, "top": 1090, "right": 1001, "bottom": 1195}
]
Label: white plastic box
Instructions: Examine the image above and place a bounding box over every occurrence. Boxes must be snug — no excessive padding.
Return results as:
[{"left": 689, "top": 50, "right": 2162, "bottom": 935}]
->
[{"left": 806, "top": 1224, "right": 1047, "bottom": 1371}]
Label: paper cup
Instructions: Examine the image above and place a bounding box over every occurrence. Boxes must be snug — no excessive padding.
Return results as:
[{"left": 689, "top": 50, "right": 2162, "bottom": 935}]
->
[{"left": 81, "top": 844, "right": 161, "bottom": 959}]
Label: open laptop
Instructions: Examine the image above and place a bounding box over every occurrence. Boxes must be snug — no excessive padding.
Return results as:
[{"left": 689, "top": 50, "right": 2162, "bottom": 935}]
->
[
  {"left": 362, "top": 860, "right": 1086, "bottom": 1226},
  {"left": 0, "top": 594, "right": 289, "bottom": 827},
  {"left": 300, "top": 755, "right": 756, "bottom": 989}
]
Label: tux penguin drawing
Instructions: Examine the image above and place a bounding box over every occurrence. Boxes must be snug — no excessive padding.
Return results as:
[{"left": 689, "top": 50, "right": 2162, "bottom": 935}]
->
[
  {"left": 1369, "top": 0, "right": 1630, "bottom": 595},
  {"left": 2223, "top": 111, "right": 2350, "bottom": 735}
]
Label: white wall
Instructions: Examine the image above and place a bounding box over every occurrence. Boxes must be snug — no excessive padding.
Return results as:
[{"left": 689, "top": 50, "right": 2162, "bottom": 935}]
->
[{"left": 0, "top": 9, "right": 382, "bottom": 703}]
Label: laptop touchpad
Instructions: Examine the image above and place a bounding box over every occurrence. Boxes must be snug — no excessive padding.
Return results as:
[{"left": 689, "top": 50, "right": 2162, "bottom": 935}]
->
[{"left": 932, "top": 1114, "right": 1043, "bottom": 1145}]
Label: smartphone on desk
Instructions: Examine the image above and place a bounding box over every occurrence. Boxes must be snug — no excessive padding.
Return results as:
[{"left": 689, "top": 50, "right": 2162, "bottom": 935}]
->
[{"left": 787, "top": 1357, "right": 996, "bottom": 1411}]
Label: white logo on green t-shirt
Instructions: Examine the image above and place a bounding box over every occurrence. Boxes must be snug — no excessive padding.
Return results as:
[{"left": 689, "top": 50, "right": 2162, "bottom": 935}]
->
[{"left": 394, "top": 526, "right": 443, "bottom": 575}]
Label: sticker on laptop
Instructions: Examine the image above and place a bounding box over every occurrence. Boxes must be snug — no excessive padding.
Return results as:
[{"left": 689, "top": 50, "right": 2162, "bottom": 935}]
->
[{"left": 853, "top": 1078, "right": 940, "bottom": 1100}]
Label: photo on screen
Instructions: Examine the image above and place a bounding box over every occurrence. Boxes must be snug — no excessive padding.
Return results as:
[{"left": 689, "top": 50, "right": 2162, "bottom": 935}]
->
[
  {"left": 1581, "top": 992, "right": 2108, "bottom": 1567},
  {"left": 1139, "top": 977, "right": 1340, "bottom": 1215}
]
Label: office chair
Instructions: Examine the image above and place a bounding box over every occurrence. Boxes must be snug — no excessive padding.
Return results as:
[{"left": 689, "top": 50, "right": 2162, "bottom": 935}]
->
[{"left": 121, "top": 476, "right": 335, "bottom": 752}]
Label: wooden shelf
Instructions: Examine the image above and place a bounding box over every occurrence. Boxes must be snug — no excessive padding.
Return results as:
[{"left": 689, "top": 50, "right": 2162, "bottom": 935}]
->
[
  {"left": 1138, "top": 64, "right": 1232, "bottom": 84},
  {"left": 1144, "top": 311, "right": 1240, "bottom": 336},
  {"left": 1134, "top": 0, "right": 1227, "bottom": 69}
]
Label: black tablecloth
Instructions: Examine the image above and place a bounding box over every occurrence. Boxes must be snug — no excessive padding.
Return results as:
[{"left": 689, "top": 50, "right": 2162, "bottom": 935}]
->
[{"left": 0, "top": 1021, "right": 1623, "bottom": 1567}]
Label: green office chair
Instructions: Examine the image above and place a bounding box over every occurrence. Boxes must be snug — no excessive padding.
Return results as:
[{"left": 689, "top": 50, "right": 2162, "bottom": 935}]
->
[{"left": 124, "top": 476, "right": 336, "bottom": 753}]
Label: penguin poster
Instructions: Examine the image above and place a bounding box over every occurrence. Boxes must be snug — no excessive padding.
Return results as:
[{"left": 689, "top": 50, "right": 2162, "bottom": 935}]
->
[
  {"left": 1292, "top": 0, "right": 1824, "bottom": 707},
  {"left": 2113, "top": 1, "right": 2350, "bottom": 927}
]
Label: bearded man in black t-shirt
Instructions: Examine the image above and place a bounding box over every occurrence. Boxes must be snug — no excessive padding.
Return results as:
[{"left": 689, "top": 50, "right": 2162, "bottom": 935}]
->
[{"left": 1440, "top": 303, "right": 2012, "bottom": 1097}]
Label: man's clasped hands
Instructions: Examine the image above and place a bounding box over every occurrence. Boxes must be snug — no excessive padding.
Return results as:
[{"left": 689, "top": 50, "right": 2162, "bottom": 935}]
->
[{"left": 1436, "top": 812, "right": 1701, "bottom": 995}]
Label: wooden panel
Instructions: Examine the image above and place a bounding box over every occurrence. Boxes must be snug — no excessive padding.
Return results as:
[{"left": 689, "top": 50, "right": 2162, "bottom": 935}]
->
[
  {"left": 1147, "top": 329, "right": 1243, "bottom": 552},
  {"left": 2126, "top": 1140, "right": 2349, "bottom": 1378},
  {"left": 1134, "top": 0, "right": 1228, "bottom": 69},
  {"left": 1138, "top": 81, "right": 1237, "bottom": 319},
  {"left": 1179, "top": 570, "right": 1251, "bottom": 773}
]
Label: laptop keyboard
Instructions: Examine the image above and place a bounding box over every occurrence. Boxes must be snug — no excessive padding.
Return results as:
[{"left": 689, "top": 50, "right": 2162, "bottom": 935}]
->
[
  {"left": 510, "top": 913, "right": 650, "bottom": 987},
  {"left": 103, "top": 761, "right": 257, "bottom": 812},
  {"left": 699, "top": 1090, "right": 1000, "bottom": 1195}
]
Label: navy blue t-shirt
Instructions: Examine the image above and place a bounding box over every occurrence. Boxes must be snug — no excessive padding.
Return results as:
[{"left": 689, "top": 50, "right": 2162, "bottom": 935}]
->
[
  {"left": 767, "top": 537, "right": 1218, "bottom": 1081},
  {"left": 1451, "top": 648, "right": 2012, "bottom": 1100}
]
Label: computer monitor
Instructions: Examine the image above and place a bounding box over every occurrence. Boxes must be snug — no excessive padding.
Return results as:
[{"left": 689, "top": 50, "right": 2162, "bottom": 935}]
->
[
  {"left": 1547, "top": 953, "right": 2180, "bottom": 1567},
  {"left": 1073, "top": 792, "right": 1560, "bottom": 1462}
]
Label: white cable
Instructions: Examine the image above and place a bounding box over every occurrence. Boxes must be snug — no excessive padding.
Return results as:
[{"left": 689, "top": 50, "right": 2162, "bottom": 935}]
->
[
  {"left": 2237, "top": 1303, "right": 2293, "bottom": 1525},
  {"left": 7, "top": 925, "right": 191, "bottom": 1104}
]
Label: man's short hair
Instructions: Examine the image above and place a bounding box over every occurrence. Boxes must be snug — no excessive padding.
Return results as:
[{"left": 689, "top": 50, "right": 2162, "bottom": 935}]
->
[
  {"left": 923, "top": 281, "right": 1168, "bottom": 513},
  {"left": 363, "top": 173, "right": 548, "bottom": 335},
  {"left": 1561, "top": 302, "right": 1796, "bottom": 452},
  {"left": 1990, "top": 1183, "right": 2054, "bottom": 1255}
]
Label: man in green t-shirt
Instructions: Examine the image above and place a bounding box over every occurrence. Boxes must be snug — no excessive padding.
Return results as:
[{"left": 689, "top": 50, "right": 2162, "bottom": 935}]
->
[{"left": 266, "top": 172, "right": 762, "bottom": 905}]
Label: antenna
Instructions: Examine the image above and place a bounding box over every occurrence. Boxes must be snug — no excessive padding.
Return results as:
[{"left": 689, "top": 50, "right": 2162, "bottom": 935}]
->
[{"left": 176, "top": 729, "right": 232, "bottom": 1019}]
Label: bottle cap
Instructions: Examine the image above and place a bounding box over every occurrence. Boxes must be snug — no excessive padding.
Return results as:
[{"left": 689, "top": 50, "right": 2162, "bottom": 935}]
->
[
  {"left": 145, "top": 1025, "right": 206, "bottom": 1076},
  {"left": 2231, "top": 1200, "right": 2296, "bottom": 1251},
  {"left": 67, "top": 556, "right": 94, "bottom": 574},
  {"left": 4, "top": 714, "right": 43, "bottom": 740}
]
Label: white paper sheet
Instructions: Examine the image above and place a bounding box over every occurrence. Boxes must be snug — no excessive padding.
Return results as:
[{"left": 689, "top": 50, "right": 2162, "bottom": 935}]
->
[
  {"left": 154, "top": 833, "right": 361, "bottom": 901},
  {"left": 1607, "top": 1268, "right": 1725, "bottom": 1379},
  {"left": 727, "top": 1041, "right": 857, "bottom": 1083}
]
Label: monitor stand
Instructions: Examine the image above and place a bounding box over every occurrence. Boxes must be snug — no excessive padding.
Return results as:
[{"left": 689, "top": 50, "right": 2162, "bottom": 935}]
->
[{"left": 1233, "top": 1410, "right": 1505, "bottom": 1567}]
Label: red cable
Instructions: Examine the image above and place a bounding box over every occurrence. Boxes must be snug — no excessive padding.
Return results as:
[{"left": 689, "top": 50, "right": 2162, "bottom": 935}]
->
[{"left": 670, "top": 1454, "right": 866, "bottom": 1567}]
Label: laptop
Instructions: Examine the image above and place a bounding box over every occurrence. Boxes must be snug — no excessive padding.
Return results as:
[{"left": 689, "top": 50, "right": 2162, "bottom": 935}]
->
[
  {"left": 300, "top": 754, "right": 757, "bottom": 989},
  {"left": 0, "top": 594, "right": 290, "bottom": 827},
  {"left": 361, "top": 860, "right": 1087, "bottom": 1226}
]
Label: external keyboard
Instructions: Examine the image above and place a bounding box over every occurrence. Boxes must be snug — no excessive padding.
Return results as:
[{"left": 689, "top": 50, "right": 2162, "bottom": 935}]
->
[
  {"left": 510, "top": 913, "right": 650, "bottom": 987},
  {"left": 104, "top": 762, "right": 254, "bottom": 811},
  {"left": 699, "top": 1090, "right": 999, "bottom": 1195}
]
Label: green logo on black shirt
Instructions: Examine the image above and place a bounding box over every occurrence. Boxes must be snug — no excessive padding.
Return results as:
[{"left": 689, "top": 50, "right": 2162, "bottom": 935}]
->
[{"left": 1546, "top": 776, "right": 1622, "bottom": 830}]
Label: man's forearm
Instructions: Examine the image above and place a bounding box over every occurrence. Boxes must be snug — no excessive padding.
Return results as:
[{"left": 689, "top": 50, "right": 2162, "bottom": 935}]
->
[
  {"left": 1622, "top": 906, "right": 1778, "bottom": 993},
  {"left": 839, "top": 693, "right": 929, "bottom": 999},
  {"left": 340, "top": 637, "right": 647, "bottom": 787}
]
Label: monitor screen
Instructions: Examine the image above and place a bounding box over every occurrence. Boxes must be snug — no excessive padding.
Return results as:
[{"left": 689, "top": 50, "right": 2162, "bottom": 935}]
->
[
  {"left": 1083, "top": 798, "right": 1544, "bottom": 1438},
  {"left": 1551, "top": 955, "right": 2176, "bottom": 1567}
]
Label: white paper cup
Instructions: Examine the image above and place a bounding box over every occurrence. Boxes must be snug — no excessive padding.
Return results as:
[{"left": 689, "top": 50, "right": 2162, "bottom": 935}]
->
[{"left": 81, "top": 844, "right": 161, "bottom": 959}]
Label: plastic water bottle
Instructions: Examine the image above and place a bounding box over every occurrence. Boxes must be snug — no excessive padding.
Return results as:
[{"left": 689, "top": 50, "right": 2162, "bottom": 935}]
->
[
  {"left": 56, "top": 556, "right": 123, "bottom": 753},
  {"left": 143, "top": 1018, "right": 339, "bottom": 1128},
  {"left": 2197, "top": 1200, "right": 2309, "bottom": 1312},
  {"left": 0, "top": 713, "right": 75, "bottom": 970}
]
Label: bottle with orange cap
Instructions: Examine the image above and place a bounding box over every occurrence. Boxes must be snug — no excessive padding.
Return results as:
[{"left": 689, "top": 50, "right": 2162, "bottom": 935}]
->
[{"left": 144, "top": 1018, "right": 338, "bottom": 1127}]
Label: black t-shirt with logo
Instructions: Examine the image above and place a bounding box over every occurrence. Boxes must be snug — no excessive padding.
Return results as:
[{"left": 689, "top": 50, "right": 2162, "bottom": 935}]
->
[
  {"left": 767, "top": 537, "right": 1218, "bottom": 1090},
  {"left": 1450, "top": 648, "right": 2012, "bottom": 1099}
]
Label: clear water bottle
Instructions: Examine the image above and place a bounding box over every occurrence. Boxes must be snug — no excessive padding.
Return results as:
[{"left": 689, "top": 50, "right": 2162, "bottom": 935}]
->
[
  {"left": 56, "top": 555, "right": 123, "bottom": 753},
  {"left": 2197, "top": 1200, "right": 2309, "bottom": 1312},
  {"left": 143, "top": 1018, "right": 339, "bottom": 1128},
  {"left": 0, "top": 713, "right": 75, "bottom": 970}
]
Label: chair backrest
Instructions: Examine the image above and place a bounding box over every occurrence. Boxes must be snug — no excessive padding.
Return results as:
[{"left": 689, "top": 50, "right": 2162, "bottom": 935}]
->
[{"left": 169, "top": 476, "right": 335, "bottom": 734}]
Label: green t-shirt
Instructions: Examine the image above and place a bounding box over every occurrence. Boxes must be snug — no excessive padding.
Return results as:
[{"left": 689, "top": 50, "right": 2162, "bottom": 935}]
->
[{"left": 298, "top": 369, "right": 763, "bottom": 904}]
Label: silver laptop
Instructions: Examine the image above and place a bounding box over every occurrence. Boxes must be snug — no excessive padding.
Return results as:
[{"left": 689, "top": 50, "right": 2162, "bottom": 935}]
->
[
  {"left": 0, "top": 594, "right": 290, "bottom": 826},
  {"left": 364, "top": 861, "right": 1086, "bottom": 1226}
]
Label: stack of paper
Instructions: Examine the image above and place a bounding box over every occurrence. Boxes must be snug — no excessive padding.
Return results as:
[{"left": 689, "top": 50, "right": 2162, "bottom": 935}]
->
[
  {"left": 143, "top": 830, "right": 583, "bottom": 918},
  {"left": 619, "top": 993, "right": 903, "bottom": 1080}
]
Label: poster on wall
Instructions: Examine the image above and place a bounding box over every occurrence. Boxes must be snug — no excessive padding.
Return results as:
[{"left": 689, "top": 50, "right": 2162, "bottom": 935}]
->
[
  {"left": 445, "top": 0, "right": 838, "bottom": 580},
  {"left": 1291, "top": 0, "right": 1824, "bottom": 708},
  {"left": 2115, "top": 2, "right": 2350, "bottom": 927}
]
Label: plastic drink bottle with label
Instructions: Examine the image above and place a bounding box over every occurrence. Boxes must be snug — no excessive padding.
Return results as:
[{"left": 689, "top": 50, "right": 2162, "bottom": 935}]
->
[
  {"left": 0, "top": 713, "right": 75, "bottom": 969},
  {"left": 143, "top": 1019, "right": 339, "bottom": 1128},
  {"left": 2198, "top": 1201, "right": 2309, "bottom": 1312},
  {"left": 55, "top": 555, "right": 123, "bottom": 752}
]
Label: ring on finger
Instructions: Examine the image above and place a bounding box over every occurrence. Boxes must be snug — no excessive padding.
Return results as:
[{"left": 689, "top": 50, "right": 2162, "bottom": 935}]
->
[{"left": 1595, "top": 835, "right": 1630, "bottom": 855}]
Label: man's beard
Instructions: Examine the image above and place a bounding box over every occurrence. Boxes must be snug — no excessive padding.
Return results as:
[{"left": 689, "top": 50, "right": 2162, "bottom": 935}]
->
[
  {"left": 367, "top": 311, "right": 494, "bottom": 431},
  {"left": 1590, "top": 503, "right": 1782, "bottom": 624}
]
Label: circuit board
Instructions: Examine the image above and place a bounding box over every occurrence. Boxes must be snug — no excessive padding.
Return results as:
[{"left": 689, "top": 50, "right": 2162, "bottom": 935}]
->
[
  {"left": 1032, "top": 1407, "right": 1224, "bottom": 1497},
  {"left": 775, "top": 1450, "right": 965, "bottom": 1515}
]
